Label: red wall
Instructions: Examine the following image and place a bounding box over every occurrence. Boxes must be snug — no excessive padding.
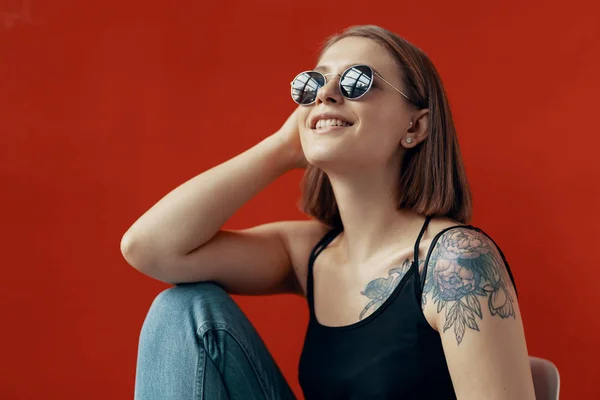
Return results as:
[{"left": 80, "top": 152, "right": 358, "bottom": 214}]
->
[{"left": 1, "top": 0, "right": 598, "bottom": 398}]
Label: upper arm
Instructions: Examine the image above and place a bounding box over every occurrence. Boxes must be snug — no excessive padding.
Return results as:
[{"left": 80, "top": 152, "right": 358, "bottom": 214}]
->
[
  {"left": 422, "top": 228, "right": 536, "bottom": 400},
  {"left": 124, "top": 219, "right": 329, "bottom": 296}
]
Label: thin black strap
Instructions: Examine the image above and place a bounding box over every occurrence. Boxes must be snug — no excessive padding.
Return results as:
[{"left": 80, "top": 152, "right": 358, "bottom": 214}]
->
[
  {"left": 418, "top": 225, "right": 518, "bottom": 298},
  {"left": 413, "top": 216, "right": 432, "bottom": 266},
  {"left": 469, "top": 227, "right": 518, "bottom": 298},
  {"left": 306, "top": 226, "right": 343, "bottom": 309},
  {"left": 308, "top": 226, "right": 343, "bottom": 271}
]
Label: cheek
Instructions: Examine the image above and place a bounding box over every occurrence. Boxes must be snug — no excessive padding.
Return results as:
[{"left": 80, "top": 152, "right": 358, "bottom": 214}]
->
[
  {"left": 297, "top": 108, "right": 311, "bottom": 130},
  {"left": 360, "top": 100, "right": 404, "bottom": 127},
  {"left": 381, "top": 106, "right": 406, "bottom": 128},
  {"left": 358, "top": 109, "right": 403, "bottom": 147}
]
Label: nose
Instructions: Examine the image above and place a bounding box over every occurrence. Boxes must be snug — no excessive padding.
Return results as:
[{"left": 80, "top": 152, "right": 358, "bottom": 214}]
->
[{"left": 315, "top": 73, "right": 344, "bottom": 105}]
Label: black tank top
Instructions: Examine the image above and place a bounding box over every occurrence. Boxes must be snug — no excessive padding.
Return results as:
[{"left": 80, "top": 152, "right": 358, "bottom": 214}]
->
[{"left": 298, "top": 217, "right": 518, "bottom": 399}]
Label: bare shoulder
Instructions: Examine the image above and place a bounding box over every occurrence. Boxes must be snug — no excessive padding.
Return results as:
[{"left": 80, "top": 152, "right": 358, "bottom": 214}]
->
[
  {"left": 421, "top": 222, "right": 518, "bottom": 339},
  {"left": 420, "top": 222, "right": 533, "bottom": 398},
  {"left": 277, "top": 219, "right": 333, "bottom": 296}
]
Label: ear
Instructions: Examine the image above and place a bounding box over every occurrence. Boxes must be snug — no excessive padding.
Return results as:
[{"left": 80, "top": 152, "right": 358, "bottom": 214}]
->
[{"left": 402, "top": 109, "right": 430, "bottom": 149}]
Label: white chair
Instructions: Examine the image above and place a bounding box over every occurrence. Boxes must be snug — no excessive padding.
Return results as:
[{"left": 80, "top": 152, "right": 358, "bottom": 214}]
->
[{"left": 529, "top": 356, "right": 560, "bottom": 400}]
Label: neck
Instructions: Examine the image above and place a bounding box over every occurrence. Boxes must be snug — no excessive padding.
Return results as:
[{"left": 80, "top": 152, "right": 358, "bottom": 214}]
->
[{"left": 326, "top": 166, "right": 425, "bottom": 265}]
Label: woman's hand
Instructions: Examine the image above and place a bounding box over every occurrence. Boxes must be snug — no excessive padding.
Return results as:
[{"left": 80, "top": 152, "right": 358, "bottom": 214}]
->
[{"left": 272, "top": 107, "right": 308, "bottom": 169}]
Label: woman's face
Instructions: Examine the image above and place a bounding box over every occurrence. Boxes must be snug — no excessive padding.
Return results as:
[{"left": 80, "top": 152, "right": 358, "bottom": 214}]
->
[{"left": 297, "top": 36, "right": 414, "bottom": 171}]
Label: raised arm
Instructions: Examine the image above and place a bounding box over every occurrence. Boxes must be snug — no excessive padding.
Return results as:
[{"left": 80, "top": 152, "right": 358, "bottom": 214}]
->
[{"left": 119, "top": 108, "right": 327, "bottom": 295}]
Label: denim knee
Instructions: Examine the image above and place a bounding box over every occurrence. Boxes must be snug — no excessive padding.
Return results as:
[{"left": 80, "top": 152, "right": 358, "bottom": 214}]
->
[
  {"left": 145, "top": 281, "right": 238, "bottom": 332},
  {"left": 156, "top": 281, "right": 229, "bottom": 306}
]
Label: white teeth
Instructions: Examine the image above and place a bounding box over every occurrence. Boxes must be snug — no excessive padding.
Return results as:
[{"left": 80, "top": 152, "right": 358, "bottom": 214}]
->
[{"left": 315, "top": 119, "right": 351, "bottom": 129}]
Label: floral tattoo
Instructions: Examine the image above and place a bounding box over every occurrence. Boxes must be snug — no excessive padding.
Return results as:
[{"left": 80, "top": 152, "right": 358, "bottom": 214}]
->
[
  {"left": 422, "top": 228, "right": 516, "bottom": 345},
  {"left": 359, "top": 259, "right": 423, "bottom": 320}
]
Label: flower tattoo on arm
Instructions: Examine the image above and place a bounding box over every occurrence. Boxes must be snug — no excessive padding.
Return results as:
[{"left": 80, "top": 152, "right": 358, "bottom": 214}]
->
[{"left": 422, "top": 228, "right": 516, "bottom": 345}]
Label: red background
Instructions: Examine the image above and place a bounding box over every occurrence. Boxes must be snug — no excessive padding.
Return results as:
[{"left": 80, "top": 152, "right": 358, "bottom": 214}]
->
[{"left": 1, "top": 0, "right": 599, "bottom": 399}]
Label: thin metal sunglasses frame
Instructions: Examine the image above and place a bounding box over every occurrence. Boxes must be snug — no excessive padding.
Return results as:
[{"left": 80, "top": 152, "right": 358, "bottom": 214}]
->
[{"left": 290, "top": 64, "right": 411, "bottom": 105}]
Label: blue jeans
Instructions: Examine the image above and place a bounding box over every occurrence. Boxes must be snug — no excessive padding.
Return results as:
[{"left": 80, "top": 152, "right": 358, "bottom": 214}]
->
[{"left": 134, "top": 282, "right": 297, "bottom": 400}]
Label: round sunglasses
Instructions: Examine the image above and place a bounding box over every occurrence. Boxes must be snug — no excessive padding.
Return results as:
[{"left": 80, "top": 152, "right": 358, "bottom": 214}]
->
[{"left": 290, "top": 64, "right": 411, "bottom": 105}]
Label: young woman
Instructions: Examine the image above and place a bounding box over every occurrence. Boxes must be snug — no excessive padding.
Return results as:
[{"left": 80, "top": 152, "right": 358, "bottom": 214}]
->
[{"left": 122, "top": 25, "right": 535, "bottom": 400}]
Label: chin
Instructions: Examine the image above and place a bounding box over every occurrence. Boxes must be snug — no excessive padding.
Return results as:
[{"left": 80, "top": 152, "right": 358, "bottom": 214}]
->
[{"left": 305, "top": 151, "right": 354, "bottom": 171}]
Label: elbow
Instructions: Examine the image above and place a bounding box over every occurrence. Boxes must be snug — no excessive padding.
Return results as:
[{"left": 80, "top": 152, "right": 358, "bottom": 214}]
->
[
  {"left": 120, "top": 232, "right": 138, "bottom": 268},
  {"left": 120, "top": 233, "right": 178, "bottom": 284},
  {"left": 120, "top": 232, "right": 153, "bottom": 272}
]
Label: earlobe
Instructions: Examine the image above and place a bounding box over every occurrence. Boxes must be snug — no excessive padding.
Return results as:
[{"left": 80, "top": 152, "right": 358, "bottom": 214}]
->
[
  {"left": 402, "top": 110, "right": 429, "bottom": 148},
  {"left": 400, "top": 136, "right": 415, "bottom": 149},
  {"left": 402, "top": 121, "right": 416, "bottom": 148}
]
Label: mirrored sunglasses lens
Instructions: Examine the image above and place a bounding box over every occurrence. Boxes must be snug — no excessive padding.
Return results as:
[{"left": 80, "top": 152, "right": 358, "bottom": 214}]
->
[
  {"left": 291, "top": 71, "right": 324, "bottom": 104},
  {"left": 340, "top": 65, "right": 373, "bottom": 99}
]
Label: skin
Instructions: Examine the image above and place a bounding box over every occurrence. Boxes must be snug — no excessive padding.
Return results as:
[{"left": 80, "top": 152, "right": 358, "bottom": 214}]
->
[
  {"left": 297, "top": 36, "right": 431, "bottom": 264},
  {"left": 421, "top": 228, "right": 517, "bottom": 344},
  {"left": 296, "top": 36, "right": 535, "bottom": 399}
]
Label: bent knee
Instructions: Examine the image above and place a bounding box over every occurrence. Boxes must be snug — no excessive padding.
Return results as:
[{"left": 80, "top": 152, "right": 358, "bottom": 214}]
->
[
  {"left": 153, "top": 281, "right": 228, "bottom": 308},
  {"left": 145, "top": 281, "right": 239, "bottom": 324}
]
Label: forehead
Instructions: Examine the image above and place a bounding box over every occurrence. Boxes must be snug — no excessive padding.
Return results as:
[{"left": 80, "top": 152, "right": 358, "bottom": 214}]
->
[{"left": 315, "top": 36, "right": 398, "bottom": 76}]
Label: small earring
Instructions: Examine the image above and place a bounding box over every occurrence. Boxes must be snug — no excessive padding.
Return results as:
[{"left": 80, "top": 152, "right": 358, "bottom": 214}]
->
[{"left": 406, "top": 137, "right": 413, "bottom": 144}]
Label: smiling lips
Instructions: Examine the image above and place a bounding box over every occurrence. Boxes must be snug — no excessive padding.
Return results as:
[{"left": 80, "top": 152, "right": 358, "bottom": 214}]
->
[
  {"left": 315, "top": 119, "right": 352, "bottom": 130},
  {"left": 310, "top": 112, "right": 354, "bottom": 131}
]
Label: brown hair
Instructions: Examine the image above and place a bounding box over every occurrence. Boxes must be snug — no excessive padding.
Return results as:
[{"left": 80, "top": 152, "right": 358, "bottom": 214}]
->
[{"left": 300, "top": 25, "right": 472, "bottom": 228}]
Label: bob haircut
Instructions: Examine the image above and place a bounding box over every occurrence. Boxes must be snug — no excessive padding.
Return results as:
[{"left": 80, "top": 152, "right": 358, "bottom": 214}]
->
[{"left": 300, "top": 25, "right": 472, "bottom": 228}]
